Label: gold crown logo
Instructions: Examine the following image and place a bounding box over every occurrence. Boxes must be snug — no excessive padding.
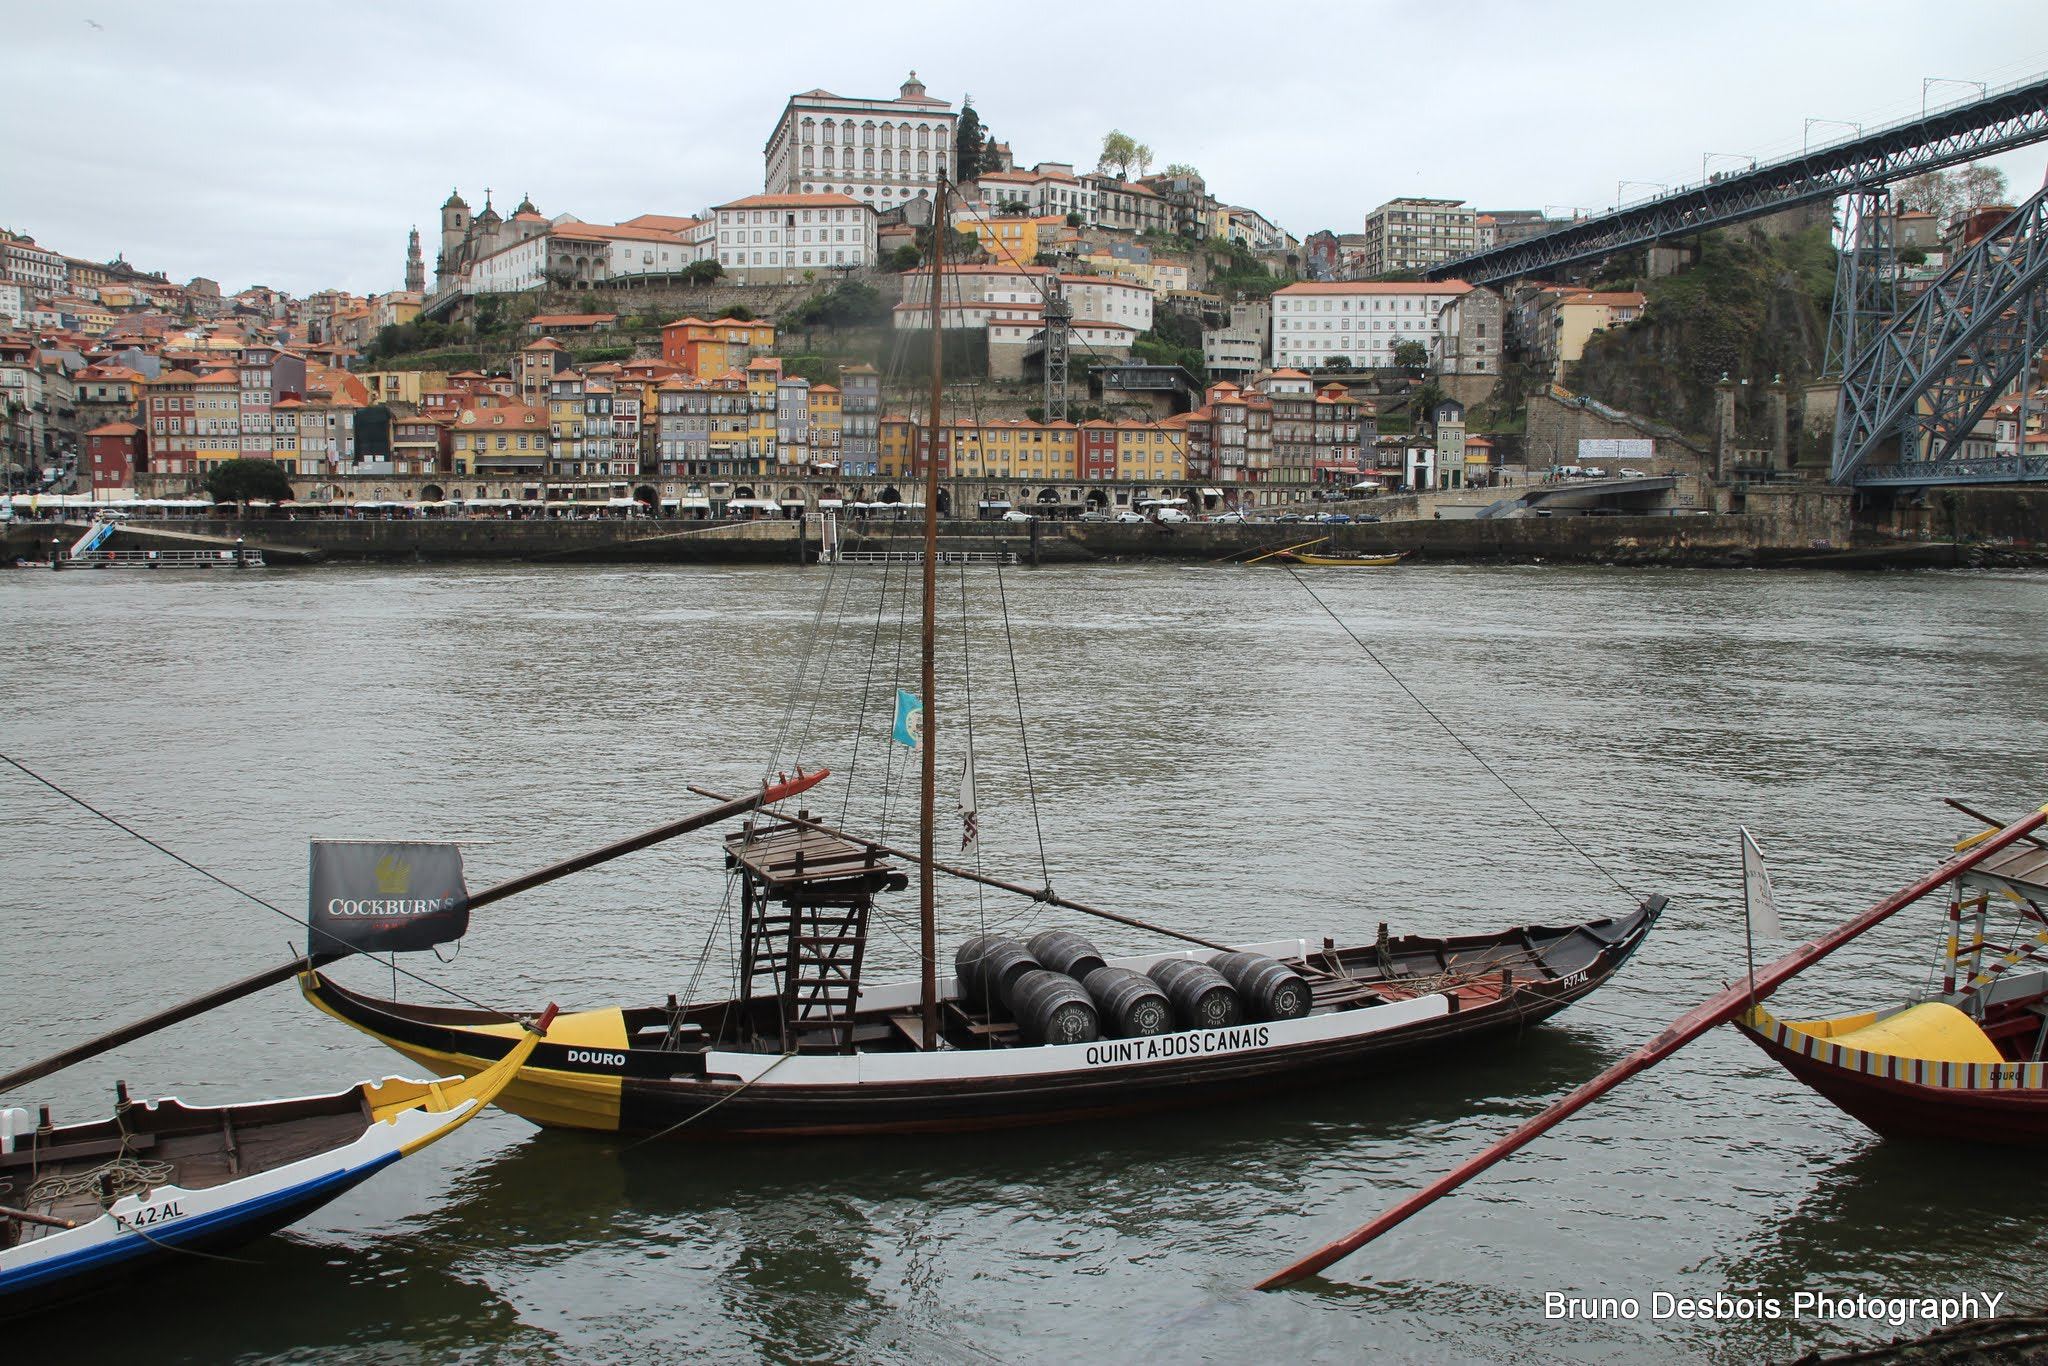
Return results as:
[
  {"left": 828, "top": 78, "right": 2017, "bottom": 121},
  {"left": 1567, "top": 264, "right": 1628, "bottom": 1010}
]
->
[{"left": 373, "top": 856, "right": 411, "bottom": 895}]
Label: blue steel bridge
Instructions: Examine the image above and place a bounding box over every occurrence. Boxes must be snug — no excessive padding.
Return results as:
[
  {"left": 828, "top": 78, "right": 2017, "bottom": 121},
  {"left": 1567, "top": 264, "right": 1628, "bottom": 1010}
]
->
[{"left": 1423, "top": 74, "right": 2048, "bottom": 490}]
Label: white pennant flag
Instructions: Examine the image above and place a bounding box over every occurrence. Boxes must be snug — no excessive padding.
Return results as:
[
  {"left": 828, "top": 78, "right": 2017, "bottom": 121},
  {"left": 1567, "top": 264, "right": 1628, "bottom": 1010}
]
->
[
  {"left": 1739, "top": 827, "right": 1784, "bottom": 940},
  {"left": 958, "top": 752, "right": 979, "bottom": 857}
]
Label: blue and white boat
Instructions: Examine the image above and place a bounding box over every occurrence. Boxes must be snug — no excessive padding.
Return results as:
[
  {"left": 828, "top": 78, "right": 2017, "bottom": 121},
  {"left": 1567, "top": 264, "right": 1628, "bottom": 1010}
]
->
[{"left": 0, "top": 1012, "right": 549, "bottom": 1319}]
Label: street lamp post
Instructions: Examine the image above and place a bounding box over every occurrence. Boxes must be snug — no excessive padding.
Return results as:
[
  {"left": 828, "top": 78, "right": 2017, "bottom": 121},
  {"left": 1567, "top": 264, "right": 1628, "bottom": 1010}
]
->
[
  {"left": 1922, "top": 77, "right": 1988, "bottom": 115},
  {"left": 1803, "top": 118, "right": 1863, "bottom": 152},
  {"left": 1702, "top": 152, "right": 1752, "bottom": 182}
]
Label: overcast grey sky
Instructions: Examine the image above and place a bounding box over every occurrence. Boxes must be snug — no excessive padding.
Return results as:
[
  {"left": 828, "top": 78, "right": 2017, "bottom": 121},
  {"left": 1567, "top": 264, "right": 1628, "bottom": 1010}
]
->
[{"left": 7, "top": 0, "right": 2047, "bottom": 298}]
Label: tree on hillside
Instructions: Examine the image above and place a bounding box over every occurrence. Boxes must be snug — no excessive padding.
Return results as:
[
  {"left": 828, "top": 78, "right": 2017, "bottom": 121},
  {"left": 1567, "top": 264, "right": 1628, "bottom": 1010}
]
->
[
  {"left": 719, "top": 305, "right": 755, "bottom": 322},
  {"left": 956, "top": 101, "right": 986, "bottom": 183},
  {"left": 1391, "top": 340, "right": 1431, "bottom": 372},
  {"left": 1895, "top": 164, "right": 2010, "bottom": 225},
  {"left": 205, "top": 458, "right": 294, "bottom": 504},
  {"left": 1098, "top": 130, "right": 1153, "bottom": 180},
  {"left": 1162, "top": 163, "right": 1201, "bottom": 180}
]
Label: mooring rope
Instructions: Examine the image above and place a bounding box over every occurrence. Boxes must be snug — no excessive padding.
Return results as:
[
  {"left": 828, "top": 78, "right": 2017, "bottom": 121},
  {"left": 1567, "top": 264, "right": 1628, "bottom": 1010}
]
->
[{"left": 1279, "top": 571, "right": 1640, "bottom": 907}]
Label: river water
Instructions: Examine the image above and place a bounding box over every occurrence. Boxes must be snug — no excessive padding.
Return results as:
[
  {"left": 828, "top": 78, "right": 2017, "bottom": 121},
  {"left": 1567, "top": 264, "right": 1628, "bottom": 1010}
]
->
[{"left": 3, "top": 561, "right": 2045, "bottom": 1364}]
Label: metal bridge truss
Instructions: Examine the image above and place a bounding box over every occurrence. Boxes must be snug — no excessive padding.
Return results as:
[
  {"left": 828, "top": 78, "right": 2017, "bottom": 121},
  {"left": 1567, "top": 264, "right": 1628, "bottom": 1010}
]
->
[
  {"left": 1426, "top": 74, "right": 2048, "bottom": 287},
  {"left": 1834, "top": 182, "right": 2048, "bottom": 486},
  {"left": 1824, "top": 190, "right": 1897, "bottom": 375}
]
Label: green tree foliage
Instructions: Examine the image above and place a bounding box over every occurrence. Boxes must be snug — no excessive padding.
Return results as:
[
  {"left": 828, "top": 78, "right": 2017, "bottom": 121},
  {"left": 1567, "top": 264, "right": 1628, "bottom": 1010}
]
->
[
  {"left": 1391, "top": 340, "right": 1430, "bottom": 372},
  {"left": 719, "top": 305, "right": 755, "bottom": 322},
  {"left": 204, "top": 458, "right": 295, "bottom": 503},
  {"left": 682, "top": 260, "right": 725, "bottom": 286},
  {"left": 1895, "top": 164, "right": 2009, "bottom": 224},
  {"left": 1097, "top": 130, "right": 1153, "bottom": 180},
  {"left": 956, "top": 102, "right": 986, "bottom": 183},
  {"left": 366, "top": 317, "right": 460, "bottom": 361},
  {"left": 1325, "top": 356, "right": 1351, "bottom": 370},
  {"left": 784, "top": 281, "right": 887, "bottom": 331},
  {"left": 1162, "top": 163, "right": 1201, "bottom": 180},
  {"left": 886, "top": 243, "right": 923, "bottom": 272},
  {"left": 1132, "top": 310, "right": 1205, "bottom": 377}
]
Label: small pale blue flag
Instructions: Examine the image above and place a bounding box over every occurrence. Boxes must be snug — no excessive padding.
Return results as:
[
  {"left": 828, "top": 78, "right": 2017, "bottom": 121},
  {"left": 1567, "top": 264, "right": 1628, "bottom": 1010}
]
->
[{"left": 892, "top": 689, "right": 924, "bottom": 749}]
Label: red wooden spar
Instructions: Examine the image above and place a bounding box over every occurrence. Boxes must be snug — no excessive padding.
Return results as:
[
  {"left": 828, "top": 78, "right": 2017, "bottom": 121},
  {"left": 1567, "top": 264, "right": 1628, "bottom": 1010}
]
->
[{"left": 1256, "top": 804, "right": 2048, "bottom": 1290}]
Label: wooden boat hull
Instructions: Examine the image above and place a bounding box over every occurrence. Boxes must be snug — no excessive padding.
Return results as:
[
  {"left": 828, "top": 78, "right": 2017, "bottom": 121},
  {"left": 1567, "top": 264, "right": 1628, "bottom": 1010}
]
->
[
  {"left": 1273, "top": 551, "right": 1407, "bottom": 567},
  {"left": 1735, "top": 1004, "right": 2048, "bottom": 1145},
  {"left": 303, "top": 900, "right": 1663, "bottom": 1139},
  {"left": 0, "top": 1033, "right": 538, "bottom": 1318}
]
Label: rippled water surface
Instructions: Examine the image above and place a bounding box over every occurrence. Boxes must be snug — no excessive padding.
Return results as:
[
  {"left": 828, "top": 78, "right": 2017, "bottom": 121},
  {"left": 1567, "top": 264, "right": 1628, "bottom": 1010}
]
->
[{"left": 4, "top": 561, "right": 2045, "bottom": 1364}]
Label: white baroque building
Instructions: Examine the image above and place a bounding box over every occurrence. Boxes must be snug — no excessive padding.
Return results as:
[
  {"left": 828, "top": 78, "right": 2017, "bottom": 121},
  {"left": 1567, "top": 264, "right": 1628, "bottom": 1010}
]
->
[
  {"left": 712, "top": 194, "right": 878, "bottom": 283},
  {"left": 1271, "top": 281, "right": 1472, "bottom": 370},
  {"left": 764, "top": 72, "right": 957, "bottom": 212}
]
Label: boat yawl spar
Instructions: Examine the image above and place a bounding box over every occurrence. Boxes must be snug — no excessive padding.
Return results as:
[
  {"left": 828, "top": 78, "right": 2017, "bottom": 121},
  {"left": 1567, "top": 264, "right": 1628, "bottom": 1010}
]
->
[
  {"left": 301, "top": 174, "right": 1667, "bottom": 1139},
  {"left": 1258, "top": 804, "right": 2048, "bottom": 1289}
]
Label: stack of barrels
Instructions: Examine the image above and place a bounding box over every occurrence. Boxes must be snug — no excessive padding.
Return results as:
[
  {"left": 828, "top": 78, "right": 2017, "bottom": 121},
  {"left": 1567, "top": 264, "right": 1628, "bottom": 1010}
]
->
[{"left": 953, "top": 930, "right": 1311, "bottom": 1047}]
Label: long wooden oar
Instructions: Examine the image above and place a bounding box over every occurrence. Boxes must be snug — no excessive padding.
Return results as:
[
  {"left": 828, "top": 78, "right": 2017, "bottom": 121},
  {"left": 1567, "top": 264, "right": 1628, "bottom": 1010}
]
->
[
  {"left": 690, "top": 784, "right": 1236, "bottom": 953},
  {"left": 1256, "top": 804, "right": 2048, "bottom": 1290},
  {"left": 1242, "top": 536, "right": 1328, "bottom": 566},
  {"left": 0, "top": 770, "right": 827, "bottom": 1097}
]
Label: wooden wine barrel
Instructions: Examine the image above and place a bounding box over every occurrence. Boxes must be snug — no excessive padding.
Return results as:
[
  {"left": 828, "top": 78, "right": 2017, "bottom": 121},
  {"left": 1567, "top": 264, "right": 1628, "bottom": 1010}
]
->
[
  {"left": 1080, "top": 965, "right": 1172, "bottom": 1037},
  {"left": 1208, "top": 952, "right": 1311, "bottom": 1021},
  {"left": 1027, "top": 929, "right": 1107, "bottom": 980},
  {"left": 1006, "top": 969, "right": 1100, "bottom": 1045},
  {"left": 955, "top": 935, "right": 1040, "bottom": 1011},
  {"left": 1146, "top": 959, "right": 1243, "bottom": 1030}
]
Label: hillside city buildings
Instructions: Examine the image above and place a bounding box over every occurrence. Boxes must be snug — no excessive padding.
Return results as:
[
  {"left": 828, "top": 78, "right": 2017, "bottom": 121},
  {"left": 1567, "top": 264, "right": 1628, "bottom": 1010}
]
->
[{"left": 7, "top": 72, "right": 2039, "bottom": 509}]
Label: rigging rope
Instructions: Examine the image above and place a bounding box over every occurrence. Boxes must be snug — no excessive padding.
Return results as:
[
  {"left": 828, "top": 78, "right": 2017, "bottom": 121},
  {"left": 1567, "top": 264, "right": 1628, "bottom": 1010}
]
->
[
  {"left": 1276, "top": 573, "right": 1641, "bottom": 907},
  {"left": 0, "top": 751, "right": 524, "bottom": 1023},
  {"left": 991, "top": 558, "right": 1054, "bottom": 895}
]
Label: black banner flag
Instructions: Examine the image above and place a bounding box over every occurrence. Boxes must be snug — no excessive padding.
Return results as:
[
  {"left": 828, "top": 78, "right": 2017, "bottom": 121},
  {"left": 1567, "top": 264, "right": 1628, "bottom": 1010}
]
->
[{"left": 307, "top": 840, "right": 470, "bottom": 957}]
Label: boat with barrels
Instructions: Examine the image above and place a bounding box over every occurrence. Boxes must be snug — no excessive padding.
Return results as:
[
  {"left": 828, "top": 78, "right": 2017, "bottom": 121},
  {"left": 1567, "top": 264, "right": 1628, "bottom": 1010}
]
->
[
  {"left": 297, "top": 171, "right": 1664, "bottom": 1140},
  {"left": 303, "top": 859, "right": 1662, "bottom": 1137}
]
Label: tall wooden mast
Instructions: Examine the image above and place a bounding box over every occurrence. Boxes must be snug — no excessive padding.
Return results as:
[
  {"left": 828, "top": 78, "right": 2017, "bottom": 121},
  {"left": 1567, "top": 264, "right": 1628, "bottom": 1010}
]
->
[{"left": 919, "top": 177, "right": 947, "bottom": 1050}]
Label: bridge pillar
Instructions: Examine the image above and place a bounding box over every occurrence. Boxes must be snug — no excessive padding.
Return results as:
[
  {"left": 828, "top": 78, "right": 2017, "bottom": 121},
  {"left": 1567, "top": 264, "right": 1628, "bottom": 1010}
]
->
[
  {"left": 1825, "top": 189, "right": 1896, "bottom": 377},
  {"left": 1713, "top": 374, "right": 1738, "bottom": 481},
  {"left": 1769, "top": 376, "right": 1790, "bottom": 472}
]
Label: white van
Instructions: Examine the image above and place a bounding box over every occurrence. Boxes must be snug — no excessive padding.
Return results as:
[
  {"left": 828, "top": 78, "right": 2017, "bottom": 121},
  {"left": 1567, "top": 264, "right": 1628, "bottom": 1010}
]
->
[{"left": 1554, "top": 465, "right": 1585, "bottom": 478}]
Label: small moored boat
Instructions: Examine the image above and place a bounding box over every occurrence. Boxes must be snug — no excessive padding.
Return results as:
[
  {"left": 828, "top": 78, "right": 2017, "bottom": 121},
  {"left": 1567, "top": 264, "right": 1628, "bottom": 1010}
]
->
[
  {"left": 0, "top": 1009, "right": 552, "bottom": 1318},
  {"left": 1734, "top": 826, "right": 2048, "bottom": 1144},
  {"left": 1270, "top": 550, "right": 1408, "bottom": 567}
]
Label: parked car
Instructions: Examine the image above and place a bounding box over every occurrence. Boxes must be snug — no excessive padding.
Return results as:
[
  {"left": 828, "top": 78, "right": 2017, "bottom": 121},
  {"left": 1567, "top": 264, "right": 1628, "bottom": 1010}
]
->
[
  {"left": 1321, "top": 513, "right": 1352, "bottom": 524},
  {"left": 1355, "top": 513, "right": 1382, "bottom": 524},
  {"left": 1000, "top": 509, "right": 1035, "bottom": 522},
  {"left": 1618, "top": 467, "right": 1648, "bottom": 478},
  {"left": 1276, "top": 513, "right": 1304, "bottom": 523},
  {"left": 1115, "top": 511, "right": 1146, "bottom": 523},
  {"left": 1155, "top": 508, "right": 1193, "bottom": 523},
  {"left": 1078, "top": 510, "right": 1110, "bottom": 522},
  {"left": 1207, "top": 511, "right": 1246, "bottom": 523},
  {"left": 1582, "top": 467, "right": 1608, "bottom": 478}
]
